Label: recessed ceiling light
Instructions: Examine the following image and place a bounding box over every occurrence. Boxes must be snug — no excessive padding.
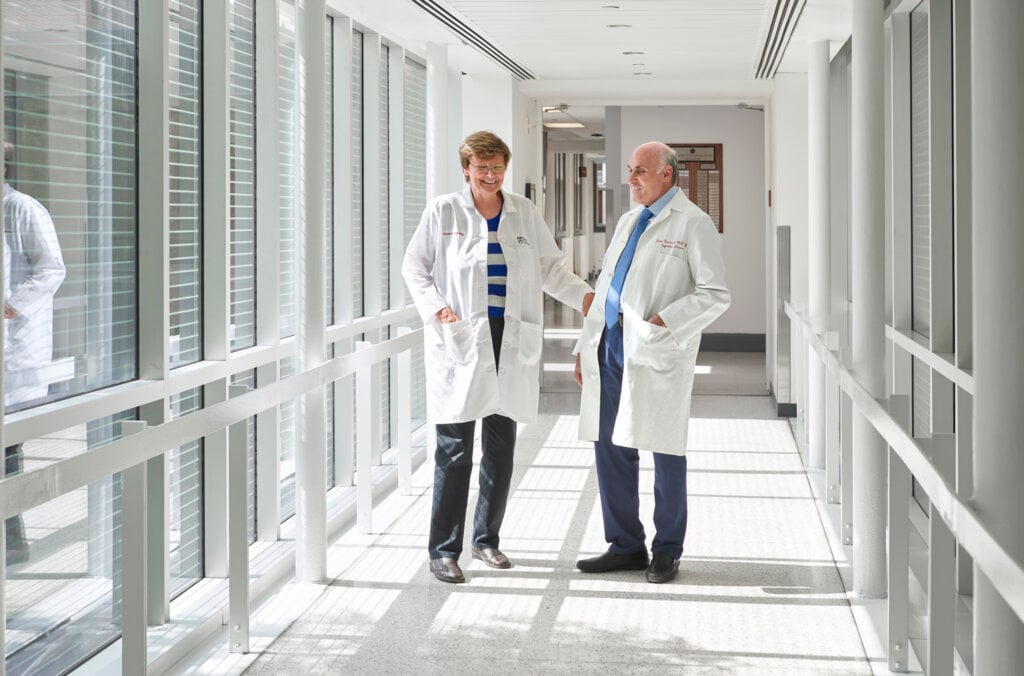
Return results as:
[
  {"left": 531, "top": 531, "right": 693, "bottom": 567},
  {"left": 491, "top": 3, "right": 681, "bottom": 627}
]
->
[
  {"left": 543, "top": 122, "right": 586, "bottom": 129},
  {"left": 607, "top": 24, "right": 632, "bottom": 28},
  {"left": 622, "top": 51, "right": 645, "bottom": 55}
]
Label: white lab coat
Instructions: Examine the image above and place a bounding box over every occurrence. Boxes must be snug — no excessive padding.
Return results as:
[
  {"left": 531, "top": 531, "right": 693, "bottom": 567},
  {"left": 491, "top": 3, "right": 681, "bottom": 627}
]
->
[
  {"left": 4, "top": 183, "right": 66, "bottom": 408},
  {"left": 574, "top": 190, "right": 730, "bottom": 455},
  {"left": 403, "top": 185, "right": 592, "bottom": 424}
]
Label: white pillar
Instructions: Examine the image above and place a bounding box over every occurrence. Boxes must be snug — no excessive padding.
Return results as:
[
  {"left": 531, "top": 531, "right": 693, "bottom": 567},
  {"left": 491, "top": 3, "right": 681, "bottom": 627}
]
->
[
  {"left": 972, "top": 0, "right": 1024, "bottom": 671},
  {"left": 426, "top": 43, "right": 449, "bottom": 200},
  {"left": 807, "top": 40, "right": 831, "bottom": 470},
  {"left": 296, "top": 0, "right": 328, "bottom": 584},
  {"left": 850, "top": 0, "right": 887, "bottom": 597}
]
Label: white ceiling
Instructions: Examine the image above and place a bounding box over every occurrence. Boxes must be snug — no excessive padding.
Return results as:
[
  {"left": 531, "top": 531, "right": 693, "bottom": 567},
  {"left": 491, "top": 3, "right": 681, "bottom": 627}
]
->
[{"left": 335, "top": 0, "right": 853, "bottom": 140}]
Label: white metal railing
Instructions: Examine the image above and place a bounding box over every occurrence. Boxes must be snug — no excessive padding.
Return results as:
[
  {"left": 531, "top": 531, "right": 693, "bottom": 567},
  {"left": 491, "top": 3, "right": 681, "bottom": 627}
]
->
[
  {"left": 0, "top": 317, "right": 424, "bottom": 673},
  {"left": 786, "top": 302, "right": 1024, "bottom": 672}
]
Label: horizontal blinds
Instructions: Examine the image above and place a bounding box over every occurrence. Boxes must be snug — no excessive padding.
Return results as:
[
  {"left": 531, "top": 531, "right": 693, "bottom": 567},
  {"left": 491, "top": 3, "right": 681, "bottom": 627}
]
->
[
  {"left": 169, "top": 0, "right": 202, "bottom": 368},
  {"left": 404, "top": 57, "right": 427, "bottom": 426},
  {"left": 229, "top": 0, "right": 256, "bottom": 351}
]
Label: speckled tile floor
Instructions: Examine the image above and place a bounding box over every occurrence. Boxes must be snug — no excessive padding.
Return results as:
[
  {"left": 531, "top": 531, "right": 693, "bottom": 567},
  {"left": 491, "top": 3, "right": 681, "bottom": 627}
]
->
[{"left": 170, "top": 327, "right": 880, "bottom": 675}]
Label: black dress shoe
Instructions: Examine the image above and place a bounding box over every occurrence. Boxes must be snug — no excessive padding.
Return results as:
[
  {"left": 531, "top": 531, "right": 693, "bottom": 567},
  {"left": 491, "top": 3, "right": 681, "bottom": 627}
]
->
[
  {"left": 646, "top": 552, "right": 679, "bottom": 583},
  {"left": 576, "top": 549, "right": 649, "bottom": 573},
  {"left": 471, "top": 546, "right": 511, "bottom": 569},
  {"left": 429, "top": 557, "right": 465, "bottom": 583}
]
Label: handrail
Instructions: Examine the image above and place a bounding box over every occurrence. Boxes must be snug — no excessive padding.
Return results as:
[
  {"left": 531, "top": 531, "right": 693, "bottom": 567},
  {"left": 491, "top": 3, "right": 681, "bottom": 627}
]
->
[
  {"left": 4, "top": 307, "right": 422, "bottom": 447},
  {"left": 785, "top": 301, "right": 1024, "bottom": 624},
  {"left": 0, "top": 327, "right": 423, "bottom": 522}
]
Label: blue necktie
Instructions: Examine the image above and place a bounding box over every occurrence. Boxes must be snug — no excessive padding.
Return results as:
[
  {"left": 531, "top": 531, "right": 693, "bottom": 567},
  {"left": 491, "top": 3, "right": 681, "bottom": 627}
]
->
[{"left": 605, "top": 208, "right": 654, "bottom": 329}]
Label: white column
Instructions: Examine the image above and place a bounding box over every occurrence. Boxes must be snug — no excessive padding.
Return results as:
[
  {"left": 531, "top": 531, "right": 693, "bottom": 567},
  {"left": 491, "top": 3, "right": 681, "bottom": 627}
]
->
[
  {"left": 255, "top": 0, "right": 282, "bottom": 541},
  {"left": 426, "top": 43, "right": 448, "bottom": 200},
  {"left": 850, "top": 0, "right": 887, "bottom": 597},
  {"left": 972, "top": 0, "right": 1024, "bottom": 671},
  {"left": 807, "top": 40, "right": 831, "bottom": 470},
  {"left": 297, "top": 0, "right": 327, "bottom": 584}
]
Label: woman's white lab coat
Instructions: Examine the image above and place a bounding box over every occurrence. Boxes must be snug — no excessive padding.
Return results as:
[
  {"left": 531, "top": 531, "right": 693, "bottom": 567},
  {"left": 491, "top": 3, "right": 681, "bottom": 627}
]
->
[
  {"left": 574, "top": 190, "right": 730, "bottom": 455},
  {"left": 403, "top": 185, "right": 592, "bottom": 424}
]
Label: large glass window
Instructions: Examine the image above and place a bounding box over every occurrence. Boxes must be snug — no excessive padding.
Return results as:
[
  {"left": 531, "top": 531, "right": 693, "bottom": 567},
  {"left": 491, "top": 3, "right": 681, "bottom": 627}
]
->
[
  {"left": 229, "top": 0, "right": 257, "bottom": 351},
  {"left": 4, "top": 409, "right": 136, "bottom": 674},
  {"left": 404, "top": 56, "right": 427, "bottom": 427},
  {"left": 377, "top": 43, "right": 390, "bottom": 452},
  {"left": 231, "top": 369, "right": 258, "bottom": 543},
  {"left": 170, "top": 387, "right": 204, "bottom": 596},
  {"left": 3, "top": 0, "right": 138, "bottom": 413},
  {"left": 278, "top": 0, "right": 298, "bottom": 339},
  {"left": 350, "top": 30, "right": 363, "bottom": 319},
  {"left": 169, "top": 0, "right": 203, "bottom": 367}
]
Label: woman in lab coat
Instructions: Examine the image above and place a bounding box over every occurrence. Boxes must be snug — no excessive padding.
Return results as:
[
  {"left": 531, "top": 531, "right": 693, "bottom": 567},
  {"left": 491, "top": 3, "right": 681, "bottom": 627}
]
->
[{"left": 402, "top": 131, "right": 593, "bottom": 583}]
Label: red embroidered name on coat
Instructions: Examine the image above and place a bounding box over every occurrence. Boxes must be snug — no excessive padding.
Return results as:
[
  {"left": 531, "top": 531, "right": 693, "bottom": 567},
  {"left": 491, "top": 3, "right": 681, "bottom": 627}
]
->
[{"left": 657, "top": 239, "right": 688, "bottom": 250}]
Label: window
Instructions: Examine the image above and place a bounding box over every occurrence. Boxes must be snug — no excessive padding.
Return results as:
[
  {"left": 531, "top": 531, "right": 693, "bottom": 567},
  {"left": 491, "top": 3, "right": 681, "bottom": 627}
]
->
[
  {"left": 169, "top": 0, "right": 203, "bottom": 367},
  {"left": 404, "top": 56, "right": 427, "bottom": 427},
  {"left": 278, "top": 0, "right": 298, "bottom": 339},
  {"left": 3, "top": 0, "right": 138, "bottom": 413},
  {"left": 229, "top": 0, "right": 257, "bottom": 351},
  {"left": 170, "top": 387, "right": 204, "bottom": 596}
]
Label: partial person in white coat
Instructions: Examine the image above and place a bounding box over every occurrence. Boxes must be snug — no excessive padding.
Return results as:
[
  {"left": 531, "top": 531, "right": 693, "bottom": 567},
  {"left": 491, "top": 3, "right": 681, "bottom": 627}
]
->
[
  {"left": 403, "top": 131, "right": 594, "bottom": 583},
  {"left": 3, "top": 141, "right": 67, "bottom": 566},
  {"left": 573, "top": 141, "right": 729, "bottom": 583}
]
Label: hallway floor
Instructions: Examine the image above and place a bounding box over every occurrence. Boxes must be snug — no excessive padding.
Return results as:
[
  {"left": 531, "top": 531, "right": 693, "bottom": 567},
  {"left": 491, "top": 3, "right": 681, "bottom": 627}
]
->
[{"left": 169, "top": 318, "right": 881, "bottom": 675}]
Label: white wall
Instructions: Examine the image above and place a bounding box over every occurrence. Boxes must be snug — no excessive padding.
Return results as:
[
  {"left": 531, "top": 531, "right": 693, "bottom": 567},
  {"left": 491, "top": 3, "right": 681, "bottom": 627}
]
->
[
  {"left": 770, "top": 74, "right": 809, "bottom": 313},
  {"left": 618, "top": 105, "right": 768, "bottom": 335},
  {"left": 769, "top": 74, "right": 808, "bottom": 409},
  {"left": 461, "top": 74, "right": 541, "bottom": 199}
]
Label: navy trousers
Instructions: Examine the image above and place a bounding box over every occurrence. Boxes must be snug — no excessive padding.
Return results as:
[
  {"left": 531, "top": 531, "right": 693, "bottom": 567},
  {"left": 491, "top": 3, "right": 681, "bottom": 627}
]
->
[
  {"left": 428, "top": 318, "right": 517, "bottom": 560},
  {"left": 595, "top": 323, "right": 688, "bottom": 558}
]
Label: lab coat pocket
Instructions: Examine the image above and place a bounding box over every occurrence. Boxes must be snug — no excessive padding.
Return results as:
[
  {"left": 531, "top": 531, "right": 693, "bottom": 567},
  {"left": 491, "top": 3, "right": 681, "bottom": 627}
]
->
[
  {"left": 439, "top": 318, "right": 476, "bottom": 366},
  {"left": 515, "top": 319, "right": 544, "bottom": 365},
  {"left": 631, "top": 321, "right": 680, "bottom": 371}
]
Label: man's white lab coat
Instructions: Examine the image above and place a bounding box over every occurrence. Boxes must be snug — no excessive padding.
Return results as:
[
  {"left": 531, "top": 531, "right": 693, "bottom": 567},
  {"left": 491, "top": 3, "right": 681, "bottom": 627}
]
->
[
  {"left": 4, "top": 183, "right": 66, "bottom": 407},
  {"left": 574, "top": 190, "right": 730, "bottom": 455},
  {"left": 403, "top": 185, "right": 591, "bottom": 424}
]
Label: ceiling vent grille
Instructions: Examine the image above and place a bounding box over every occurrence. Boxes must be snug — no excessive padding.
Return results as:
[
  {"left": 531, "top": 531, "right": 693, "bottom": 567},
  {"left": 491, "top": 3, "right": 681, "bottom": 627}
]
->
[
  {"left": 755, "top": 0, "right": 808, "bottom": 79},
  {"left": 410, "top": 0, "right": 536, "bottom": 80}
]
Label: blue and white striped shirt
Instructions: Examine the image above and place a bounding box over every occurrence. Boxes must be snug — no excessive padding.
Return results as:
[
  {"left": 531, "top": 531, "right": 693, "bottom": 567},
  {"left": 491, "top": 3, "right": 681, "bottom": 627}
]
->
[{"left": 486, "top": 213, "right": 506, "bottom": 318}]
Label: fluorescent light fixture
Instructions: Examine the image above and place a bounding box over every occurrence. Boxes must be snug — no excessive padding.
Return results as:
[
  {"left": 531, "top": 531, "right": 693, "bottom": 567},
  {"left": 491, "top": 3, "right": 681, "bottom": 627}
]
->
[{"left": 543, "top": 122, "right": 585, "bottom": 129}]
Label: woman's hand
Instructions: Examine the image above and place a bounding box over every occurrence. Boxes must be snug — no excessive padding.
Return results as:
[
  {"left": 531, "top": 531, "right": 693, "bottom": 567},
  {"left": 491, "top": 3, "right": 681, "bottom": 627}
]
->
[
  {"left": 574, "top": 354, "right": 583, "bottom": 387},
  {"left": 435, "top": 306, "right": 460, "bottom": 324}
]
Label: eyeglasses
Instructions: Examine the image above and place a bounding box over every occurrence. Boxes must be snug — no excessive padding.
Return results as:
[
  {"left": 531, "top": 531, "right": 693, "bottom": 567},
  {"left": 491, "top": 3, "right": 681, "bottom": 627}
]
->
[{"left": 469, "top": 163, "right": 506, "bottom": 175}]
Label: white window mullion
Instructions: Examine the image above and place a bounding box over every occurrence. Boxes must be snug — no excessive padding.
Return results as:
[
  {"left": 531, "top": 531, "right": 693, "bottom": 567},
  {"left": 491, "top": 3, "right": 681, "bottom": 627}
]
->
[
  {"left": 362, "top": 32, "right": 384, "bottom": 461},
  {"left": 255, "top": 0, "right": 282, "bottom": 540},
  {"left": 204, "top": 0, "right": 231, "bottom": 362},
  {"left": 331, "top": 15, "right": 355, "bottom": 488},
  {"left": 139, "top": 0, "right": 171, "bottom": 381}
]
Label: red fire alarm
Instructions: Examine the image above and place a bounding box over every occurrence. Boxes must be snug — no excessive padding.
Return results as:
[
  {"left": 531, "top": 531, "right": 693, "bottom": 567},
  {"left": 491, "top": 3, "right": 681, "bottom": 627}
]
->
[{"left": 579, "top": 166, "right": 587, "bottom": 178}]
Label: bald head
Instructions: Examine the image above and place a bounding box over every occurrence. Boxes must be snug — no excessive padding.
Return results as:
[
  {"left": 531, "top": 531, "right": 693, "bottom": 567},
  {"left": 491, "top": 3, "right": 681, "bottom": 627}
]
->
[{"left": 627, "top": 141, "right": 678, "bottom": 206}]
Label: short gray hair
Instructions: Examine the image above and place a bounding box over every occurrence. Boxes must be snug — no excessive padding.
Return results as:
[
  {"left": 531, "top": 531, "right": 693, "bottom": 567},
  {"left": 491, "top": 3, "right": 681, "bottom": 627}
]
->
[{"left": 659, "top": 145, "right": 679, "bottom": 182}]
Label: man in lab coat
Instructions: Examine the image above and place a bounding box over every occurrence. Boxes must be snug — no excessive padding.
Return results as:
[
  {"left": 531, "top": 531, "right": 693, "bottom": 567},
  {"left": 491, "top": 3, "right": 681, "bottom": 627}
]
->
[
  {"left": 4, "top": 141, "right": 67, "bottom": 565},
  {"left": 574, "top": 141, "right": 729, "bottom": 583}
]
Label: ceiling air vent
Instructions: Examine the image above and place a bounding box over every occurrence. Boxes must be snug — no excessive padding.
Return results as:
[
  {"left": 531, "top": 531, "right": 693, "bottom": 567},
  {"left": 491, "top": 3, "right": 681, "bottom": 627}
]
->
[
  {"left": 755, "top": 0, "right": 808, "bottom": 79},
  {"left": 410, "top": 0, "right": 536, "bottom": 81}
]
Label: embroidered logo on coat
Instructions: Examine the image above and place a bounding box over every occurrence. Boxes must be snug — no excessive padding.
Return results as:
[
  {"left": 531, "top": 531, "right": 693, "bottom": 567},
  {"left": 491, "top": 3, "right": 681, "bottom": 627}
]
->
[
  {"left": 442, "top": 231, "right": 465, "bottom": 237},
  {"left": 516, "top": 235, "right": 531, "bottom": 246}
]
